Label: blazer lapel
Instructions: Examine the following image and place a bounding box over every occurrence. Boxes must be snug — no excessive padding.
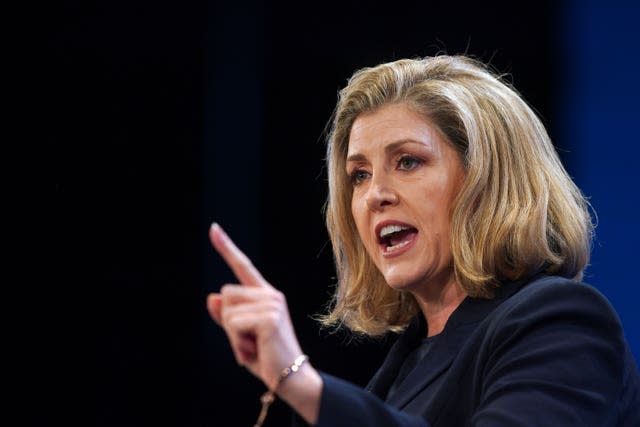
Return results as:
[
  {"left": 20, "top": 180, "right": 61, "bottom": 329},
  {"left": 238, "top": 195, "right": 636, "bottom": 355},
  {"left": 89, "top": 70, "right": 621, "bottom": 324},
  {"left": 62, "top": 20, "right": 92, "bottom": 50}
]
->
[
  {"left": 365, "top": 315, "right": 426, "bottom": 399},
  {"left": 381, "top": 278, "right": 533, "bottom": 410},
  {"left": 385, "top": 322, "right": 470, "bottom": 409}
]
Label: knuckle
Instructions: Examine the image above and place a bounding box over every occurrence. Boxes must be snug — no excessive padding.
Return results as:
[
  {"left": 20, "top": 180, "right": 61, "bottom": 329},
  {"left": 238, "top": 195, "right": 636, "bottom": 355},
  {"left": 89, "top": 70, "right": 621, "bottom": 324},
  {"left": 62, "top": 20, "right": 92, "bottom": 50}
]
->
[
  {"left": 264, "top": 300, "right": 281, "bottom": 313},
  {"left": 220, "top": 310, "right": 232, "bottom": 326},
  {"left": 226, "top": 316, "right": 243, "bottom": 332},
  {"left": 264, "top": 312, "right": 280, "bottom": 325},
  {"left": 220, "top": 284, "right": 234, "bottom": 295},
  {"left": 272, "top": 289, "right": 285, "bottom": 303}
]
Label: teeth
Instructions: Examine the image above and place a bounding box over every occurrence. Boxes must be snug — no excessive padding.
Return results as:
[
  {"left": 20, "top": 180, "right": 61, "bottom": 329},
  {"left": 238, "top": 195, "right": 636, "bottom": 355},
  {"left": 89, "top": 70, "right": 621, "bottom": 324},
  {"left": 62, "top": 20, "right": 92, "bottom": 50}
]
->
[
  {"left": 379, "top": 224, "right": 409, "bottom": 238},
  {"left": 385, "top": 240, "right": 411, "bottom": 252}
]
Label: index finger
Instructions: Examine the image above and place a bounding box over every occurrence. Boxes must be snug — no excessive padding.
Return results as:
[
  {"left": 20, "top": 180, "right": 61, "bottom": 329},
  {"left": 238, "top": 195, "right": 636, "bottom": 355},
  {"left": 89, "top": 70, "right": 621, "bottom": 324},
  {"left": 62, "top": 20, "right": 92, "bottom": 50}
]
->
[{"left": 209, "top": 222, "right": 268, "bottom": 287}]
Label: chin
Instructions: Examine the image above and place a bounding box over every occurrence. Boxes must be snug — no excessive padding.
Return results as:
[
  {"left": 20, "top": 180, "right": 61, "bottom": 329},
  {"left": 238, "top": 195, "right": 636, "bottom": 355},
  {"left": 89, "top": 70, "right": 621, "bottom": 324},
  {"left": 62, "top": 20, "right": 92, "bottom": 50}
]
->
[{"left": 383, "top": 272, "right": 422, "bottom": 292}]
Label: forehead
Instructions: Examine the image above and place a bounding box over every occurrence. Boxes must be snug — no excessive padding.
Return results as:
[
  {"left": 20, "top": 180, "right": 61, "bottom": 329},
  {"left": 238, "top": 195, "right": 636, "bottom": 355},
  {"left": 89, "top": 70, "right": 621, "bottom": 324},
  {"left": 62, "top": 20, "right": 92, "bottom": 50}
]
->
[{"left": 347, "top": 103, "right": 439, "bottom": 154}]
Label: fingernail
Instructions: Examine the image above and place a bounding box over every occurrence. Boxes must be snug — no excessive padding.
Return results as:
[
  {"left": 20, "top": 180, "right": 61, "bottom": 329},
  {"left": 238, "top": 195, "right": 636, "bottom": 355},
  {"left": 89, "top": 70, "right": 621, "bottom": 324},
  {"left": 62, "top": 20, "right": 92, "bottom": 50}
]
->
[
  {"left": 211, "top": 222, "right": 231, "bottom": 246},
  {"left": 211, "top": 222, "right": 226, "bottom": 236}
]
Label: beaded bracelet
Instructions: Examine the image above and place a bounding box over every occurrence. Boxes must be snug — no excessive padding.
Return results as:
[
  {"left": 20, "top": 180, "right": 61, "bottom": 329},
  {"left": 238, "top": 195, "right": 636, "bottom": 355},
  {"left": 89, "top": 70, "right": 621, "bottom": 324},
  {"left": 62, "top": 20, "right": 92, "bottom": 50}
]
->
[{"left": 253, "top": 354, "right": 309, "bottom": 427}]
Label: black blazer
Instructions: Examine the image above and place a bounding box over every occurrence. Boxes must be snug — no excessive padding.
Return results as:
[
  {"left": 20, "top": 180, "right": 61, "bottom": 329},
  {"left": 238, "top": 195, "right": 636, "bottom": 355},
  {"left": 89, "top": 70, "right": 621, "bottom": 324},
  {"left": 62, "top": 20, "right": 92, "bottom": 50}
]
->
[{"left": 295, "top": 276, "right": 640, "bottom": 426}]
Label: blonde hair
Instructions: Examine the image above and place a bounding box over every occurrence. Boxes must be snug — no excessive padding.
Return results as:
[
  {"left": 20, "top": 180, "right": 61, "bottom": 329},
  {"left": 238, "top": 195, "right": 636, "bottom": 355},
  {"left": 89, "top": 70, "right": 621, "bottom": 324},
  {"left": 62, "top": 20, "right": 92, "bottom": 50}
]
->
[{"left": 321, "top": 55, "right": 593, "bottom": 336}]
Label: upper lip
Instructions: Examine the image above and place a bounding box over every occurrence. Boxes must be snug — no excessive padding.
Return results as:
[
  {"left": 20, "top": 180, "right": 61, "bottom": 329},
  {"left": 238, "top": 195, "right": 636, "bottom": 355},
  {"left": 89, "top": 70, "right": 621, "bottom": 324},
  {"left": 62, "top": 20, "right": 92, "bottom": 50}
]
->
[{"left": 374, "top": 220, "right": 417, "bottom": 243}]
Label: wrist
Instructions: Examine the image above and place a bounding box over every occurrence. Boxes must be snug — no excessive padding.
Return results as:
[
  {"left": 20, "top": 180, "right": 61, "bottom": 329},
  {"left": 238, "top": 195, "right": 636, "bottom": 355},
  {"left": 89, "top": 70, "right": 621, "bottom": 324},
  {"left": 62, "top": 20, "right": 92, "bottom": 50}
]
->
[
  {"left": 252, "top": 354, "right": 322, "bottom": 427},
  {"left": 277, "top": 362, "right": 323, "bottom": 425}
]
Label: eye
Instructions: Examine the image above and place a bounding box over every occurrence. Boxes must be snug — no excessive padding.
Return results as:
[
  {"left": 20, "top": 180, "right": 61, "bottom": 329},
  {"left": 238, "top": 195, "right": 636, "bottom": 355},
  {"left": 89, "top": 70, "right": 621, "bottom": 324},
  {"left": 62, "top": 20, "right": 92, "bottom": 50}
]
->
[
  {"left": 350, "top": 169, "right": 370, "bottom": 186},
  {"left": 396, "top": 155, "right": 423, "bottom": 171}
]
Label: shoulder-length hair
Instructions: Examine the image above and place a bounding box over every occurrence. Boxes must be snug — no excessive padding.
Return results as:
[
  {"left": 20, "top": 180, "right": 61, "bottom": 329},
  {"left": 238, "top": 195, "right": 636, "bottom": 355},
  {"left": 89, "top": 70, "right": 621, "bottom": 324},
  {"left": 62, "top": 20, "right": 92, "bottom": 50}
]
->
[{"left": 321, "top": 55, "right": 593, "bottom": 337}]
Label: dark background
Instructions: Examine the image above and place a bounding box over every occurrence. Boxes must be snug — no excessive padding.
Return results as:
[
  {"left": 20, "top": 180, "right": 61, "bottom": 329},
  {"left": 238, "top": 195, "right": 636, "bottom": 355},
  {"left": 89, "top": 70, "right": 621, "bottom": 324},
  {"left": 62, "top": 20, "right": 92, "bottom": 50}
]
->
[{"left": 51, "top": 1, "right": 639, "bottom": 425}]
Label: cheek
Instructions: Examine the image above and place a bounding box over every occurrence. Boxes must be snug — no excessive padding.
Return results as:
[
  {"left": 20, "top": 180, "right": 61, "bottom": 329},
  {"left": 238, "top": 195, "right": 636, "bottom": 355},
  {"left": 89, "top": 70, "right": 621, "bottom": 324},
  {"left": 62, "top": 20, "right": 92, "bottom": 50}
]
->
[
  {"left": 415, "top": 201, "right": 452, "bottom": 246},
  {"left": 351, "top": 197, "right": 373, "bottom": 248},
  {"left": 350, "top": 191, "right": 364, "bottom": 225},
  {"left": 351, "top": 202, "right": 365, "bottom": 237}
]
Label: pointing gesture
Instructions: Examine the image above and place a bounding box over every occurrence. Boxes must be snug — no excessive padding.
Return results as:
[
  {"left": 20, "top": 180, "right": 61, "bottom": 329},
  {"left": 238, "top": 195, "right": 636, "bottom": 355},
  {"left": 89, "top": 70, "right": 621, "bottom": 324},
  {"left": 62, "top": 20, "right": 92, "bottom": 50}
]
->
[
  {"left": 207, "top": 223, "right": 322, "bottom": 424},
  {"left": 206, "top": 223, "right": 322, "bottom": 424},
  {"left": 207, "top": 223, "right": 290, "bottom": 370},
  {"left": 209, "top": 222, "right": 268, "bottom": 288}
]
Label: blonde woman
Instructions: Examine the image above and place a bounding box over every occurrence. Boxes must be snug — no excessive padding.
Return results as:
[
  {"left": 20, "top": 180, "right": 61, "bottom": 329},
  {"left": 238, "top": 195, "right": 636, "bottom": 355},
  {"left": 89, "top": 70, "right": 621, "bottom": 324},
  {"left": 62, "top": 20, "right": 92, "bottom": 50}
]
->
[{"left": 207, "top": 55, "right": 640, "bottom": 426}]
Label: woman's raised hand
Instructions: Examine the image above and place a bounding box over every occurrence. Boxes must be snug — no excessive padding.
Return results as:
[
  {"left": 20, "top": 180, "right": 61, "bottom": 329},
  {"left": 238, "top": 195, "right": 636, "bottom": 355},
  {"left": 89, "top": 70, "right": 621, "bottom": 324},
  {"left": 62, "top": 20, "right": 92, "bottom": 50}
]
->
[
  {"left": 207, "top": 223, "right": 322, "bottom": 424},
  {"left": 206, "top": 222, "right": 305, "bottom": 389},
  {"left": 206, "top": 224, "right": 322, "bottom": 424}
]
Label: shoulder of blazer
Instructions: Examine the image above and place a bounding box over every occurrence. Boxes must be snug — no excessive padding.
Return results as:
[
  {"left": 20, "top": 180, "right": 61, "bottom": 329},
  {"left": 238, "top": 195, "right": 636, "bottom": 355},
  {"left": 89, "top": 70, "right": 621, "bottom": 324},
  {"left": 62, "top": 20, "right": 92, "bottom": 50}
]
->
[
  {"left": 489, "top": 275, "right": 621, "bottom": 326},
  {"left": 479, "top": 275, "right": 626, "bottom": 357}
]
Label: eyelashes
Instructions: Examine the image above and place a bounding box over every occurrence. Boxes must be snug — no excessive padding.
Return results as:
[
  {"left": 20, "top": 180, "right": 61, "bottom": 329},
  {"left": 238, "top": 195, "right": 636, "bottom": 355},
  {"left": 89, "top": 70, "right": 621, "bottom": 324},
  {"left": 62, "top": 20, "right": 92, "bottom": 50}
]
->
[
  {"left": 348, "top": 155, "right": 425, "bottom": 186},
  {"left": 396, "top": 155, "right": 423, "bottom": 171},
  {"left": 350, "top": 169, "right": 370, "bottom": 185}
]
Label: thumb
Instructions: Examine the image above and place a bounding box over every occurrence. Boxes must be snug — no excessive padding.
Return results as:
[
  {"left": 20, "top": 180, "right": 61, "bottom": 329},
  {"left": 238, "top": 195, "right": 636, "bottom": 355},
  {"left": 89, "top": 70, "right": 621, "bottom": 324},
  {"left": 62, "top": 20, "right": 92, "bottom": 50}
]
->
[{"left": 207, "top": 293, "right": 223, "bottom": 325}]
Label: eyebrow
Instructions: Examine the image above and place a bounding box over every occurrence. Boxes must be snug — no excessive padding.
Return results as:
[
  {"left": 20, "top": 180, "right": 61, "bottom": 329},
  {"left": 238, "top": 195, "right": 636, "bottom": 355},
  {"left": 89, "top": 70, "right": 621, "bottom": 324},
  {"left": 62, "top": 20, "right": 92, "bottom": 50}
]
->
[{"left": 346, "top": 139, "right": 427, "bottom": 163}]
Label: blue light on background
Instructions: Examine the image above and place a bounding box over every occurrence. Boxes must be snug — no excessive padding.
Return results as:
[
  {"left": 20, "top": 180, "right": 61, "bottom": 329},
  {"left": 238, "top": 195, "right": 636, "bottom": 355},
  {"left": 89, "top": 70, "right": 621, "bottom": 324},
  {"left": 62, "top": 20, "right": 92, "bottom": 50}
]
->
[{"left": 559, "top": 0, "right": 640, "bottom": 359}]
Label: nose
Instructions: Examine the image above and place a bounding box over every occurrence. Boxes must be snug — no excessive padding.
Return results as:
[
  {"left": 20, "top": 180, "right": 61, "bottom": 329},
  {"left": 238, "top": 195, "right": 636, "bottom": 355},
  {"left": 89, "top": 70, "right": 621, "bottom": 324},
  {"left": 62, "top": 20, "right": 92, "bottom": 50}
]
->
[{"left": 365, "top": 175, "right": 399, "bottom": 211}]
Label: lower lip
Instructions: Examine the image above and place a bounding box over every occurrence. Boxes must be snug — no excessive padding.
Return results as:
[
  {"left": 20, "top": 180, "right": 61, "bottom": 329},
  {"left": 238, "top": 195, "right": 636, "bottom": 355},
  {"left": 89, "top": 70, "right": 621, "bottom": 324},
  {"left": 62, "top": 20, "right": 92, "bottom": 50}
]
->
[{"left": 380, "top": 233, "right": 418, "bottom": 259}]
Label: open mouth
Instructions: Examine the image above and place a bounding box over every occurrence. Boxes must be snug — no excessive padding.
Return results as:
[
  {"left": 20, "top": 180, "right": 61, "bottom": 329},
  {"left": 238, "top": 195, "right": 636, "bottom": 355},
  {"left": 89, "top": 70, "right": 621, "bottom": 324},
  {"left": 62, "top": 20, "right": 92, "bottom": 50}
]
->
[{"left": 378, "top": 224, "right": 418, "bottom": 254}]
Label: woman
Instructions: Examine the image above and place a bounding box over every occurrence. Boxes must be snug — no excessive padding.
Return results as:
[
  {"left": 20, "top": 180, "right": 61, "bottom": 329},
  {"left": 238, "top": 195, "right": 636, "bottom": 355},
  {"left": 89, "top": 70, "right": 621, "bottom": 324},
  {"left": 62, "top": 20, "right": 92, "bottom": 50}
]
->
[{"left": 207, "top": 55, "right": 640, "bottom": 426}]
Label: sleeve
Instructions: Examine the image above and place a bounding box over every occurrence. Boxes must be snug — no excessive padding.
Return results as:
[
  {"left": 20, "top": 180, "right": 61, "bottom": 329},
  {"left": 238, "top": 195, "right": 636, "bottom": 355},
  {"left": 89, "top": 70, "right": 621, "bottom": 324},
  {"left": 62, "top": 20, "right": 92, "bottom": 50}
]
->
[
  {"left": 292, "top": 373, "right": 429, "bottom": 427},
  {"left": 471, "top": 280, "right": 638, "bottom": 426}
]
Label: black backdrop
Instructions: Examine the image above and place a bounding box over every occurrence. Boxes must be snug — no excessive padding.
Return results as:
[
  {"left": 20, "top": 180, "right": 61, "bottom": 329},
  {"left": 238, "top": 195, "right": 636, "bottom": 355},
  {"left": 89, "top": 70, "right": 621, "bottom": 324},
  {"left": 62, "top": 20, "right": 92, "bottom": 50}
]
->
[{"left": 52, "top": 1, "right": 556, "bottom": 425}]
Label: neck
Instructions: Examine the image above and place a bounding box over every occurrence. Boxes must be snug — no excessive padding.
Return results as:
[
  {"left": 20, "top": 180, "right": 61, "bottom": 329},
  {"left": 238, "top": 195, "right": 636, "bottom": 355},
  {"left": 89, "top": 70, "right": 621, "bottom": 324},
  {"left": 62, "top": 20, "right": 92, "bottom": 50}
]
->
[{"left": 413, "top": 275, "right": 467, "bottom": 337}]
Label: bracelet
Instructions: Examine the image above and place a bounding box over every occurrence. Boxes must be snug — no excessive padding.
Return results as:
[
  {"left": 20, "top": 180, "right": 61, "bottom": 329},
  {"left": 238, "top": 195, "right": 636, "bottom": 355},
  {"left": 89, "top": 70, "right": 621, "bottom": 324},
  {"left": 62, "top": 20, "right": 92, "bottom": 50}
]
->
[{"left": 253, "top": 354, "right": 309, "bottom": 427}]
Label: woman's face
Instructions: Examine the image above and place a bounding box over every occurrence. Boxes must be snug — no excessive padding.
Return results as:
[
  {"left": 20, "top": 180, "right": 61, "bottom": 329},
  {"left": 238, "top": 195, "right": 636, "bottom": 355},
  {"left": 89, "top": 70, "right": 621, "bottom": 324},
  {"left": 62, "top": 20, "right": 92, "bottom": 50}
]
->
[{"left": 347, "top": 103, "right": 466, "bottom": 295}]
